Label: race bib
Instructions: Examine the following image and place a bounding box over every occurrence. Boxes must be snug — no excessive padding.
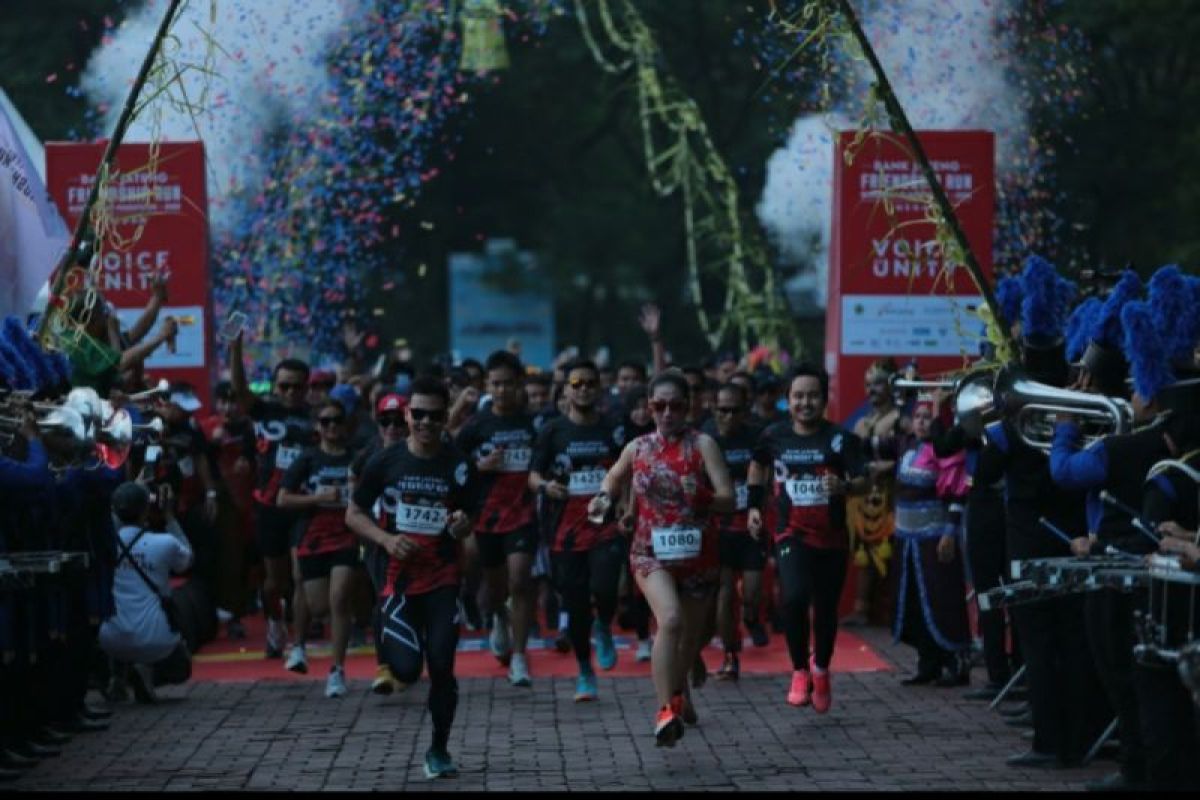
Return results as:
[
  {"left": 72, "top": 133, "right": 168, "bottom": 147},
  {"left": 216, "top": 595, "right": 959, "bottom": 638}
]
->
[
  {"left": 651, "top": 527, "right": 702, "bottom": 562},
  {"left": 785, "top": 476, "right": 826, "bottom": 507},
  {"left": 568, "top": 468, "right": 606, "bottom": 497},
  {"left": 734, "top": 482, "right": 749, "bottom": 511},
  {"left": 500, "top": 447, "right": 532, "bottom": 473},
  {"left": 177, "top": 456, "right": 195, "bottom": 478},
  {"left": 395, "top": 502, "right": 448, "bottom": 536},
  {"left": 275, "top": 446, "right": 301, "bottom": 470}
]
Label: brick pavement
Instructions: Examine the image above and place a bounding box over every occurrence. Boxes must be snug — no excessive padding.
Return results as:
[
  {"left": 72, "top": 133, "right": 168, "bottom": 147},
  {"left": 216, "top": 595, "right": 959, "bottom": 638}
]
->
[{"left": 11, "top": 626, "right": 1113, "bottom": 791}]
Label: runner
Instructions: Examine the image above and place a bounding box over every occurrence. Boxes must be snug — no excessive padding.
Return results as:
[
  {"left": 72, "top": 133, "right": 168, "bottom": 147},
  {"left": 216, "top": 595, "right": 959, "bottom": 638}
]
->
[
  {"left": 349, "top": 393, "right": 409, "bottom": 695},
  {"left": 590, "top": 371, "right": 734, "bottom": 747},
  {"left": 277, "top": 401, "right": 360, "bottom": 697},
  {"left": 229, "top": 332, "right": 316, "bottom": 660},
  {"left": 705, "top": 382, "right": 769, "bottom": 683},
  {"left": 346, "top": 376, "right": 479, "bottom": 779},
  {"left": 746, "top": 364, "right": 866, "bottom": 713},
  {"left": 529, "top": 359, "right": 625, "bottom": 702},
  {"left": 455, "top": 350, "right": 539, "bottom": 686}
]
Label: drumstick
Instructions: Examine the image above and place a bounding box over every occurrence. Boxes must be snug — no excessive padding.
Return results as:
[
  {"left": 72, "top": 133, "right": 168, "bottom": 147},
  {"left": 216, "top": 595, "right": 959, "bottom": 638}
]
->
[
  {"left": 1098, "top": 490, "right": 1161, "bottom": 544},
  {"left": 1037, "top": 517, "right": 1075, "bottom": 547}
]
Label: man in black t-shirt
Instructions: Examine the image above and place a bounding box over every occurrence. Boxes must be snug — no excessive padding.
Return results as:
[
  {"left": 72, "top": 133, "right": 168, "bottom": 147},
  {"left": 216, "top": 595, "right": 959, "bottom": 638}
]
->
[
  {"left": 229, "top": 331, "right": 317, "bottom": 659},
  {"left": 347, "top": 377, "right": 479, "bottom": 780}
]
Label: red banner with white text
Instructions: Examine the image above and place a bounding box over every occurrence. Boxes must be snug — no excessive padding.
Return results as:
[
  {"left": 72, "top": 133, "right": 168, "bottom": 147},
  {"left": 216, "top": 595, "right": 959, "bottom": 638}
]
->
[
  {"left": 45, "top": 141, "right": 213, "bottom": 410},
  {"left": 825, "top": 130, "right": 994, "bottom": 425}
]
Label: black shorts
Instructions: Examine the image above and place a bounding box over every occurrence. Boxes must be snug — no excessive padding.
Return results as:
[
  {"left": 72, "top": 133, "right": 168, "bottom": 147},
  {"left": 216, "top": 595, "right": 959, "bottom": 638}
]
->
[
  {"left": 298, "top": 547, "right": 361, "bottom": 582},
  {"left": 256, "top": 505, "right": 296, "bottom": 560},
  {"left": 476, "top": 525, "right": 538, "bottom": 569},
  {"left": 719, "top": 531, "right": 767, "bottom": 572}
]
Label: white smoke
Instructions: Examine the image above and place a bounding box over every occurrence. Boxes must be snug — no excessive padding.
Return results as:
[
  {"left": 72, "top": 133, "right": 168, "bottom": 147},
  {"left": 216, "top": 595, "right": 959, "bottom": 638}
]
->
[
  {"left": 757, "top": 0, "right": 1023, "bottom": 309},
  {"left": 81, "top": 0, "right": 364, "bottom": 228}
]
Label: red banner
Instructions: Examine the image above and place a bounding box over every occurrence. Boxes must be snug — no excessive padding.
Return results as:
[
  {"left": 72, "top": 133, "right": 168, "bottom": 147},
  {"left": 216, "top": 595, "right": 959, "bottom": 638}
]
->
[
  {"left": 825, "top": 130, "right": 995, "bottom": 424},
  {"left": 45, "top": 141, "right": 213, "bottom": 410}
]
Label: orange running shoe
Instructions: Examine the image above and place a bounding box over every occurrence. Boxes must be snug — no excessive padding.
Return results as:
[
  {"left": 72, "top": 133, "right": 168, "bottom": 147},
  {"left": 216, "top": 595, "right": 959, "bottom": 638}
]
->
[
  {"left": 812, "top": 670, "right": 832, "bottom": 714},
  {"left": 654, "top": 705, "right": 683, "bottom": 747},
  {"left": 787, "top": 670, "right": 811, "bottom": 707}
]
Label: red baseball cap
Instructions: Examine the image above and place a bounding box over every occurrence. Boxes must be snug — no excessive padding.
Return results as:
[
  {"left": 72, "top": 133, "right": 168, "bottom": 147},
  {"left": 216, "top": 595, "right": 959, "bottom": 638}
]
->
[{"left": 376, "top": 393, "right": 408, "bottom": 414}]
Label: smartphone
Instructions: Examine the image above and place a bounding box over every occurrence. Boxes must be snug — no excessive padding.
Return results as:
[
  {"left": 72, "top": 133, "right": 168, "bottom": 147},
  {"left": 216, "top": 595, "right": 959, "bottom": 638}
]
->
[{"left": 218, "top": 311, "right": 248, "bottom": 343}]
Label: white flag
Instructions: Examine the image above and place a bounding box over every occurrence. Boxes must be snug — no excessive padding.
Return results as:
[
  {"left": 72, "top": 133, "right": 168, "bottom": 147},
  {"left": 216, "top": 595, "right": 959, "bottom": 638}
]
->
[{"left": 0, "top": 94, "right": 69, "bottom": 319}]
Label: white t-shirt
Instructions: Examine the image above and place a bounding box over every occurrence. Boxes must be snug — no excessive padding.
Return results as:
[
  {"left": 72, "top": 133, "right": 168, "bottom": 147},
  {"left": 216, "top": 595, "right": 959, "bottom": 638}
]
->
[{"left": 99, "top": 524, "right": 194, "bottom": 664}]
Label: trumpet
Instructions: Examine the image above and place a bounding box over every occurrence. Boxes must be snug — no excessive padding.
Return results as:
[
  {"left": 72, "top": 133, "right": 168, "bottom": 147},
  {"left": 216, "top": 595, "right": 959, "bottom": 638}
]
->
[
  {"left": 0, "top": 405, "right": 90, "bottom": 444},
  {"left": 889, "top": 375, "right": 957, "bottom": 392},
  {"left": 995, "top": 369, "right": 1132, "bottom": 452}
]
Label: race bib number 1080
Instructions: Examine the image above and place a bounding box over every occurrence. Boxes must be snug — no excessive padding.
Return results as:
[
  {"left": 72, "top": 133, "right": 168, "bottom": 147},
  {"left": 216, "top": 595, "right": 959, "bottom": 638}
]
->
[
  {"left": 651, "top": 527, "right": 702, "bottom": 561},
  {"left": 396, "top": 503, "right": 448, "bottom": 536}
]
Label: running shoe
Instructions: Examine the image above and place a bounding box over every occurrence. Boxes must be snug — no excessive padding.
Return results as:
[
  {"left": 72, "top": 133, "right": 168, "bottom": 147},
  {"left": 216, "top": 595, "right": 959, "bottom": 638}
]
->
[
  {"left": 787, "top": 669, "right": 811, "bottom": 707},
  {"left": 574, "top": 670, "right": 598, "bottom": 703},
  {"left": 490, "top": 613, "right": 513, "bottom": 666},
  {"left": 593, "top": 621, "right": 617, "bottom": 671},
  {"left": 553, "top": 630, "right": 572, "bottom": 654},
  {"left": 714, "top": 653, "right": 740, "bottom": 682},
  {"left": 371, "top": 664, "right": 397, "bottom": 695},
  {"left": 811, "top": 669, "right": 832, "bottom": 714},
  {"left": 508, "top": 653, "right": 532, "bottom": 687},
  {"left": 690, "top": 654, "right": 708, "bottom": 688},
  {"left": 635, "top": 638, "right": 653, "bottom": 663},
  {"left": 423, "top": 747, "right": 459, "bottom": 779},
  {"left": 285, "top": 644, "right": 309, "bottom": 675},
  {"left": 654, "top": 705, "right": 683, "bottom": 747},
  {"left": 325, "top": 666, "right": 348, "bottom": 698},
  {"left": 265, "top": 619, "right": 286, "bottom": 659},
  {"left": 747, "top": 621, "right": 770, "bottom": 648}
]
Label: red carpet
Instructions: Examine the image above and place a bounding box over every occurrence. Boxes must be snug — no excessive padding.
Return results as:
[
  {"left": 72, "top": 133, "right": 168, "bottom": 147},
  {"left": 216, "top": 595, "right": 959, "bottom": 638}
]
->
[{"left": 192, "top": 616, "right": 892, "bottom": 683}]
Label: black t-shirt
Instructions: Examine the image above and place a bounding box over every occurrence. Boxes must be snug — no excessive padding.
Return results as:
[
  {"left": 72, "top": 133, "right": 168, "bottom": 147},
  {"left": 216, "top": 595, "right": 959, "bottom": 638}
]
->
[
  {"left": 753, "top": 419, "right": 865, "bottom": 548},
  {"left": 530, "top": 414, "right": 623, "bottom": 551},
  {"left": 249, "top": 397, "right": 316, "bottom": 506},
  {"left": 282, "top": 447, "right": 357, "bottom": 555},
  {"left": 352, "top": 441, "right": 479, "bottom": 596},
  {"left": 702, "top": 420, "right": 758, "bottom": 532},
  {"left": 454, "top": 408, "right": 536, "bottom": 533}
]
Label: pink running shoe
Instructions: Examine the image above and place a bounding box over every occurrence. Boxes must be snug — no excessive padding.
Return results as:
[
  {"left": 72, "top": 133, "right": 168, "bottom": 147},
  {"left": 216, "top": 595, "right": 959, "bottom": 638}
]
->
[
  {"left": 787, "top": 670, "right": 811, "bottom": 707},
  {"left": 812, "top": 670, "right": 832, "bottom": 714}
]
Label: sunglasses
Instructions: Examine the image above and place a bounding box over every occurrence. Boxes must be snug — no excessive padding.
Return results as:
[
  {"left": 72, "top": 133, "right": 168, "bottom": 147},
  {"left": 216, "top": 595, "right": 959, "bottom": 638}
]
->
[
  {"left": 317, "top": 416, "right": 345, "bottom": 426},
  {"left": 568, "top": 378, "right": 598, "bottom": 389},
  {"left": 649, "top": 399, "right": 687, "bottom": 414},
  {"left": 276, "top": 382, "right": 305, "bottom": 392},
  {"left": 714, "top": 406, "right": 742, "bottom": 416},
  {"left": 409, "top": 408, "right": 447, "bottom": 423},
  {"left": 377, "top": 414, "right": 405, "bottom": 428}
]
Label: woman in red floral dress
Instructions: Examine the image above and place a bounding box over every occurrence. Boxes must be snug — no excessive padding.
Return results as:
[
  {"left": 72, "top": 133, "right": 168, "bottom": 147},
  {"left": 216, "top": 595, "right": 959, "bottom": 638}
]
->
[{"left": 590, "top": 371, "right": 734, "bottom": 747}]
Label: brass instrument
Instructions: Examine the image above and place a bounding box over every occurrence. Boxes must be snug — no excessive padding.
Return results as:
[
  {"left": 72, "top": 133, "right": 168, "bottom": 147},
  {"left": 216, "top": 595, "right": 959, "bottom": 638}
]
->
[{"left": 995, "top": 369, "right": 1133, "bottom": 452}]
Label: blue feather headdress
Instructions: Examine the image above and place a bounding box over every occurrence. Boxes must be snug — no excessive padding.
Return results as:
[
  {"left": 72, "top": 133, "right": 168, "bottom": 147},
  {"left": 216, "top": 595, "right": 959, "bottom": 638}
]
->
[
  {"left": 1064, "top": 296, "right": 1102, "bottom": 362},
  {"left": 0, "top": 336, "right": 33, "bottom": 390},
  {"left": 1090, "top": 270, "right": 1143, "bottom": 350},
  {"left": 995, "top": 275, "right": 1023, "bottom": 329},
  {"left": 0, "top": 340, "right": 21, "bottom": 388},
  {"left": 0, "top": 316, "right": 70, "bottom": 393},
  {"left": 1019, "top": 254, "right": 1076, "bottom": 342},
  {"left": 1121, "top": 300, "right": 1174, "bottom": 401},
  {"left": 1147, "top": 266, "right": 1200, "bottom": 365}
]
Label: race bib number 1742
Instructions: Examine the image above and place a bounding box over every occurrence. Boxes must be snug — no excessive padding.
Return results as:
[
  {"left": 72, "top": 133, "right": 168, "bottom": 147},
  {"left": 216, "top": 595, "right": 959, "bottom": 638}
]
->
[{"left": 396, "top": 503, "right": 448, "bottom": 536}]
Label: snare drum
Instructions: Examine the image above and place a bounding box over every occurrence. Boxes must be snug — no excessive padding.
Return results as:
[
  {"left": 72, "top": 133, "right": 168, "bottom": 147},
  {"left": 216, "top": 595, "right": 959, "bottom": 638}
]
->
[{"left": 1134, "top": 555, "right": 1200, "bottom": 665}]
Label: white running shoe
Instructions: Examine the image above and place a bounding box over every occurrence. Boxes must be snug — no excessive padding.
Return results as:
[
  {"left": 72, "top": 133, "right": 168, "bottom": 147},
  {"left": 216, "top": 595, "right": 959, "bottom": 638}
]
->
[
  {"left": 265, "top": 619, "right": 287, "bottom": 659},
  {"left": 508, "top": 653, "right": 532, "bottom": 687},
  {"left": 635, "top": 638, "right": 653, "bottom": 663},
  {"left": 285, "top": 644, "right": 309, "bottom": 674},
  {"left": 325, "top": 666, "right": 348, "bottom": 698},
  {"left": 490, "top": 613, "right": 512, "bottom": 665}
]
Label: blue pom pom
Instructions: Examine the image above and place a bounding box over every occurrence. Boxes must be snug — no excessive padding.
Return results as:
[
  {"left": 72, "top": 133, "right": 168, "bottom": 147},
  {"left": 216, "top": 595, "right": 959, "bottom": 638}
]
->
[
  {"left": 1122, "top": 300, "right": 1174, "bottom": 401},
  {"left": 995, "top": 276, "right": 1022, "bottom": 326},
  {"left": 1020, "top": 254, "right": 1073, "bottom": 340},
  {"left": 1090, "top": 270, "right": 1143, "bottom": 349},
  {"left": 1148, "top": 266, "right": 1199, "bottom": 364},
  {"left": 1065, "top": 296, "right": 1102, "bottom": 361}
]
